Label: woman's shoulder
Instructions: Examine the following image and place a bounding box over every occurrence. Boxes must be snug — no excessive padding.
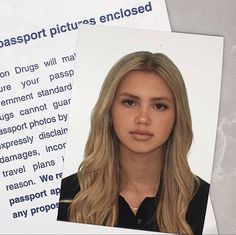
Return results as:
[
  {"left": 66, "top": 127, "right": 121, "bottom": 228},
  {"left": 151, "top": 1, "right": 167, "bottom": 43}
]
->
[
  {"left": 57, "top": 173, "right": 80, "bottom": 222},
  {"left": 186, "top": 176, "right": 210, "bottom": 235},
  {"left": 193, "top": 176, "right": 210, "bottom": 202},
  {"left": 188, "top": 176, "right": 210, "bottom": 213},
  {"left": 59, "top": 173, "right": 80, "bottom": 200}
]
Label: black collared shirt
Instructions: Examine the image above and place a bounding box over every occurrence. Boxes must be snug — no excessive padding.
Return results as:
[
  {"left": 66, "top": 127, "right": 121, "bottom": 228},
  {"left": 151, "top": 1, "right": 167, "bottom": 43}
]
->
[{"left": 57, "top": 174, "right": 209, "bottom": 235}]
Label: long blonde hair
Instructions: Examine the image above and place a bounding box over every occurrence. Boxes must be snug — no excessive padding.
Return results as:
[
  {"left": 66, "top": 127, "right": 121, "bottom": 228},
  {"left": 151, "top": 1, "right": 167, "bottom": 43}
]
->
[{"left": 68, "top": 51, "right": 198, "bottom": 234}]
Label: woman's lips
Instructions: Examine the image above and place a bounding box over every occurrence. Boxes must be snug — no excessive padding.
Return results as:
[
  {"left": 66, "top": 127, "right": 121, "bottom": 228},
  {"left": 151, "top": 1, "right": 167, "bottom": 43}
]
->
[{"left": 129, "top": 130, "right": 154, "bottom": 140}]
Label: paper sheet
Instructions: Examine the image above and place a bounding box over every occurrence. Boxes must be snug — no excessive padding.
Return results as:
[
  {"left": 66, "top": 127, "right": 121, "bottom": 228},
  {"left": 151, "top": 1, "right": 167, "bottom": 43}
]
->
[
  {"left": 62, "top": 25, "right": 222, "bottom": 234},
  {"left": 0, "top": 0, "right": 171, "bottom": 233}
]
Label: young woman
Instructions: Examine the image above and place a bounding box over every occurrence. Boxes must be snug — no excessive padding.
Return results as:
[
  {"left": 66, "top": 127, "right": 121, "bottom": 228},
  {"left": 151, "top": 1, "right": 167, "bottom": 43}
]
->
[{"left": 57, "top": 51, "right": 209, "bottom": 235}]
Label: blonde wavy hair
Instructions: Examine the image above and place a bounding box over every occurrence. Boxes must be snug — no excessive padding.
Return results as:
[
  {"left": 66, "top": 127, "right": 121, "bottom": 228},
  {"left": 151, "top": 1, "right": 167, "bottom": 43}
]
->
[{"left": 68, "top": 51, "right": 199, "bottom": 234}]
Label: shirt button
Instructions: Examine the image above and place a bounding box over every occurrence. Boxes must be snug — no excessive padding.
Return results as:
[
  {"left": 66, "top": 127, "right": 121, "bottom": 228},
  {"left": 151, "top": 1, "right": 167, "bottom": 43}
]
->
[{"left": 137, "top": 218, "right": 142, "bottom": 225}]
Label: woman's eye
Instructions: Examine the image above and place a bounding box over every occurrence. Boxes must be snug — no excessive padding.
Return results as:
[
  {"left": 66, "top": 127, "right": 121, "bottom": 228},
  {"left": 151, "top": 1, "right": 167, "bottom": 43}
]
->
[
  {"left": 153, "top": 103, "right": 168, "bottom": 111},
  {"left": 121, "top": 99, "right": 136, "bottom": 107}
]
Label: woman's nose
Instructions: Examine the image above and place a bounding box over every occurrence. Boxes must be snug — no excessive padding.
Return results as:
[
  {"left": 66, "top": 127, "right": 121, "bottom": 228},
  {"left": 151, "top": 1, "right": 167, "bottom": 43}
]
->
[{"left": 135, "top": 107, "right": 151, "bottom": 126}]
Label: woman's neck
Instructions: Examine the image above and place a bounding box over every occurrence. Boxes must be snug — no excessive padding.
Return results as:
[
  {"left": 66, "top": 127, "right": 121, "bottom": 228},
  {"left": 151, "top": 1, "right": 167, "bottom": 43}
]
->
[
  {"left": 119, "top": 146, "right": 164, "bottom": 194},
  {"left": 119, "top": 147, "right": 164, "bottom": 213}
]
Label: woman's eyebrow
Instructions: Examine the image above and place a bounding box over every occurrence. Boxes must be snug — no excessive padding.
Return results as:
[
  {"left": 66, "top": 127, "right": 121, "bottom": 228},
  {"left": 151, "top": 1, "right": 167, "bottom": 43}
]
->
[
  {"left": 118, "top": 92, "right": 172, "bottom": 102},
  {"left": 118, "top": 92, "right": 139, "bottom": 100},
  {"left": 151, "top": 97, "right": 172, "bottom": 102}
]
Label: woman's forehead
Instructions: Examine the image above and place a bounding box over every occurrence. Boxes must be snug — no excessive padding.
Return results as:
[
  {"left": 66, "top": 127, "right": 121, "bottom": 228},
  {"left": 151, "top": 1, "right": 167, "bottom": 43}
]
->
[{"left": 115, "top": 70, "right": 174, "bottom": 101}]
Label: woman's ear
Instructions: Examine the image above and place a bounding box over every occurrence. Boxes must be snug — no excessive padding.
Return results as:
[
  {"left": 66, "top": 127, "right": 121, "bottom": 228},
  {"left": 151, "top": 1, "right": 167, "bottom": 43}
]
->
[
  {"left": 109, "top": 111, "right": 113, "bottom": 125},
  {"left": 109, "top": 117, "right": 113, "bottom": 127}
]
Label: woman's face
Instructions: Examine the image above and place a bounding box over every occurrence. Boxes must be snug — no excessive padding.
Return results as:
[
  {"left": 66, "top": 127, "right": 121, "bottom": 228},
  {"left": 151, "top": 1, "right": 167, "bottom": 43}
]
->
[{"left": 111, "top": 70, "right": 176, "bottom": 156}]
